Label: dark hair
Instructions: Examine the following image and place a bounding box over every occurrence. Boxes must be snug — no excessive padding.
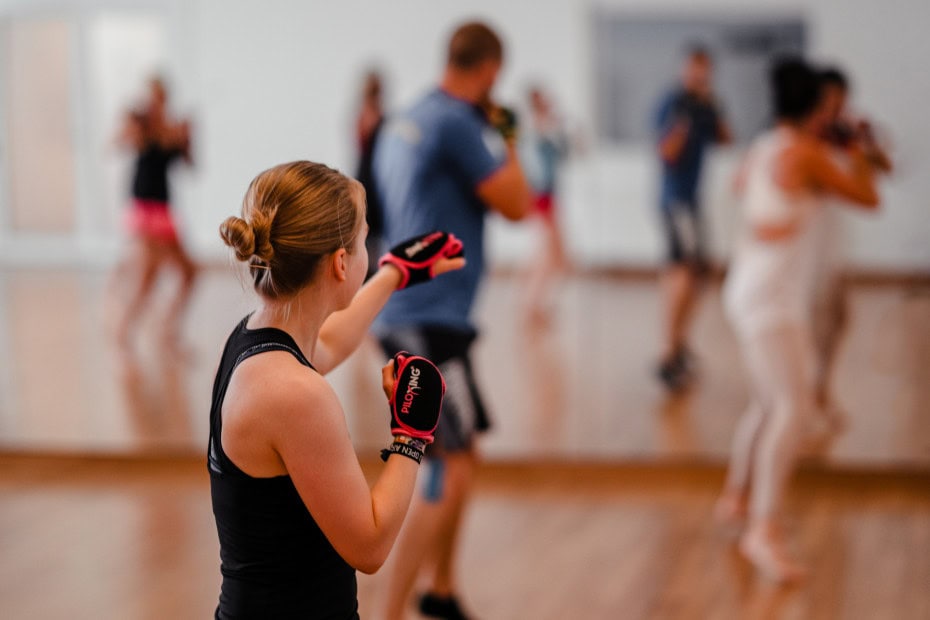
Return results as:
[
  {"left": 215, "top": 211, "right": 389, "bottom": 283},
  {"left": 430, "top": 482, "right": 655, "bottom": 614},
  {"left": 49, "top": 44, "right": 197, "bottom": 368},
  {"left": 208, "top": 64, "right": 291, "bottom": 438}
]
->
[
  {"left": 220, "top": 161, "right": 364, "bottom": 300},
  {"left": 819, "top": 66, "right": 849, "bottom": 91},
  {"left": 362, "top": 69, "right": 382, "bottom": 100},
  {"left": 447, "top": 21, "right": 503, "bottom": 70},
  {"left": 685, "top": 42, "right": 712, "bottom": 62},
  {"left": 770, "top": 57, "right": 822, "bottom": 121}
]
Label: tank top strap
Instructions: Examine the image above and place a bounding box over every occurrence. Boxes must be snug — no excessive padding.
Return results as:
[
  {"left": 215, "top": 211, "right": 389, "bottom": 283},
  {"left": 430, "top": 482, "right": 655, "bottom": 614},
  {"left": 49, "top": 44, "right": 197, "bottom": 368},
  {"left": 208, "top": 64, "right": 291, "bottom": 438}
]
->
[{"left": 208, "top": 318, "right": 314, "bottom": 476}]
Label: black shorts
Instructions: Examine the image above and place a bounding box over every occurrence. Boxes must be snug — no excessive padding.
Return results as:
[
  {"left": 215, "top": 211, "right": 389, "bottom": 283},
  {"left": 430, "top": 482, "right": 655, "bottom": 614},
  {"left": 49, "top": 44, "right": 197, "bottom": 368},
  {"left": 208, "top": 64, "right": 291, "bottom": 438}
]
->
[
  {"left": 378, "top": 326, "right": 490, "bottom": 455},
  {"left": 660, "top": 198, "right": 706, "bottom": 267}
]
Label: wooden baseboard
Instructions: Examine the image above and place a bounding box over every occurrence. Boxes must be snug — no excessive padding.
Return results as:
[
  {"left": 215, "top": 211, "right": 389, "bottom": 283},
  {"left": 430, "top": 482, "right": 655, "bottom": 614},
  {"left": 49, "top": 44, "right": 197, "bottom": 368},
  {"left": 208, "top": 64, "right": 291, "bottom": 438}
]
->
[
  {"left": 3, "top": 450, "right": 927, "bottom": 492},
  {"left": 491, "top": 263, "right": 930, "bottom": 287}
]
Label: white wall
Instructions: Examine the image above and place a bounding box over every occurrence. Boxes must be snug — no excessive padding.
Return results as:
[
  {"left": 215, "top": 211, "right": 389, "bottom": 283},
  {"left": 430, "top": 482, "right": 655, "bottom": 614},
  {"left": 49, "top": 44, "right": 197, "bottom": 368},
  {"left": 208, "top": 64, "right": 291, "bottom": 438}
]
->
[
  {"left": 1, "top": 0, "right": 928, "bottom": 272},
  {"left": 189, "top": 0, "right": 930, "bottom": 273}
]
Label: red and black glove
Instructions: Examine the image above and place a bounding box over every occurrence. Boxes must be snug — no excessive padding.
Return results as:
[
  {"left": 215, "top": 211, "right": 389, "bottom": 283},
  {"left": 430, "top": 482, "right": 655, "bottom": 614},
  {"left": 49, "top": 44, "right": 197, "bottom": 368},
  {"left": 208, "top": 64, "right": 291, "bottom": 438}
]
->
[
  {"left": 379, "top": 231, "right": 464, "bottom": 289},
  {"left": 381, "top": 351, "right": 445, "bottom": 463}
]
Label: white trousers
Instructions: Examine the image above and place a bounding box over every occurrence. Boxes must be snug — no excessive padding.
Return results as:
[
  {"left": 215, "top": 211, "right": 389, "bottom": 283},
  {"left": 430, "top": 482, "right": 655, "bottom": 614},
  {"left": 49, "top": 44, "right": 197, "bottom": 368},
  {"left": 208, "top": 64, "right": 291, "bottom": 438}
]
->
[{"left": 725, "top": 322, "right": 816, "bottom": 520}]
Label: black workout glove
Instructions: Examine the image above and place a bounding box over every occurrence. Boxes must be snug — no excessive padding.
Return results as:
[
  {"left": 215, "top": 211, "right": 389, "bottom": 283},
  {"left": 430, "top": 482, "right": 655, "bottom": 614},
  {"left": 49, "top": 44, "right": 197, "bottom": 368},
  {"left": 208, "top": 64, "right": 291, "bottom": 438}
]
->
[
  {"left": 489, "top": 106, "right": 518, "bottom": 142},
  {"left": 381, "top": 351, "right": 445, "bottom": 464},
  {"left": 379, "top": 231, "right": 464, "bottom": 289}
]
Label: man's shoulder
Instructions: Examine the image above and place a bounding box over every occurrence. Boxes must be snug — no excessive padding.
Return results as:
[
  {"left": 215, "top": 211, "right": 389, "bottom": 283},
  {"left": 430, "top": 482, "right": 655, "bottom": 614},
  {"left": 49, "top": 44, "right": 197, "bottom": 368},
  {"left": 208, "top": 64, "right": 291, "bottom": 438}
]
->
[
  {"left": 657, "top": 87, "right": 685, "bottom": 108},
  {"left": 411, "top": 90, "right": 482, "bottom": 128}
]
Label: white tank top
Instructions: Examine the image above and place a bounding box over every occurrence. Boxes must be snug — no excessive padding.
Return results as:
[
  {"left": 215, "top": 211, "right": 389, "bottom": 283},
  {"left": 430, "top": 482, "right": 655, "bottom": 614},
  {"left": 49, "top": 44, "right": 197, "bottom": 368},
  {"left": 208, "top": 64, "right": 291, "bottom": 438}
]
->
[
  {"left": 805, "top": 149, "right": 852, "bottom": 302},
  {"left": 724, "top": 128, "right": 823, "bottom": 334}
]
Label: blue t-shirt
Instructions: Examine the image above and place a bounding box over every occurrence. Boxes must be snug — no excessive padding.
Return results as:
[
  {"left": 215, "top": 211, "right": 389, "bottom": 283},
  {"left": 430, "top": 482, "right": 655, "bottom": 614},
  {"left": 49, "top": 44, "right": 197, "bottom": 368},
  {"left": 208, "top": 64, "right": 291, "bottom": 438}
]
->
[
  {"left": 372, "top": 89, "right": 506, "bottom": 333},
  {"left": 654, "top": 88, "right": 722, "bottom": 204}
]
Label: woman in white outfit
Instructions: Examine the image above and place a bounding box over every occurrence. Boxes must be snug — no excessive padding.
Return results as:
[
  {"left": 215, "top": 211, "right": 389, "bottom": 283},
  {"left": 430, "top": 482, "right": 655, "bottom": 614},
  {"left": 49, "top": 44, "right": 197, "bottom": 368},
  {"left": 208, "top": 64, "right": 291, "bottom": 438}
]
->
[{"left": 717, "top": 58, "right": 880, "bottom": 582}]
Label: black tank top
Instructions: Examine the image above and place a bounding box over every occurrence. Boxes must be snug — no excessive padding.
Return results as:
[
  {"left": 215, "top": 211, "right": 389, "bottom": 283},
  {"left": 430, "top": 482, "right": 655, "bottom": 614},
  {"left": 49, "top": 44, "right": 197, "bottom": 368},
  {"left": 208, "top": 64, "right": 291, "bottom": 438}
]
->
[
  {"left": 209, "top": 317, "right": 358, "bottom": 620},
  {"left": 132, "top": 142, "right": 182, "bottom": 202}
]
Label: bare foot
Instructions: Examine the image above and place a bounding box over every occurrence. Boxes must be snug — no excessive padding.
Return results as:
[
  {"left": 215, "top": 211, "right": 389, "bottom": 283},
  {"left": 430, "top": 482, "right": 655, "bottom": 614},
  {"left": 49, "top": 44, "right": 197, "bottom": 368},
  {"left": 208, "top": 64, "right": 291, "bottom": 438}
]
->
[
  {"left": 525, "top": 305, "right": 551, "bottom": 329},
  {"left": 714, "top": 492, "right": 748, "bottom": 529},
  {"left": 740, "top": 528, "right": 807, "bottom": 583}
]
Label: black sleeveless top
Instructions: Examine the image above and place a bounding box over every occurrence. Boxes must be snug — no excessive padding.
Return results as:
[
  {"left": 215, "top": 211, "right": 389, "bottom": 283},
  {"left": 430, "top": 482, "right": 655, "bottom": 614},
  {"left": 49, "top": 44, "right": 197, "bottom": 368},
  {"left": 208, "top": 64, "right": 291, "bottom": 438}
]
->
[
  {"left": 132, "top": 142, "right": 183, "bottom": 202},
  {"left": 209, "top": 317, "right": 358, "bottom": 620}
]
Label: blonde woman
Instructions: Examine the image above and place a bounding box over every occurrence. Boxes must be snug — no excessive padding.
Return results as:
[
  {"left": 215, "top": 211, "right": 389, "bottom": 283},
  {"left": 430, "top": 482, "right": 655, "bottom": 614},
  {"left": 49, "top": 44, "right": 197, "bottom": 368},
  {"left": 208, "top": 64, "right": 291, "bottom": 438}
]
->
[{"left": 212, "top": 161, "right": 464, "bottom": 618}]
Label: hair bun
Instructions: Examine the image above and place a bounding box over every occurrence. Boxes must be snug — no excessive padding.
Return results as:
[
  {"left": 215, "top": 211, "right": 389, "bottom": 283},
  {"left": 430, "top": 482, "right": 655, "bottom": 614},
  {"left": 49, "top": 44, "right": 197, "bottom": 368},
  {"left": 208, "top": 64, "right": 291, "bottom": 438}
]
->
[
  {"left": 219, "top": 216, "right": 257, "bottom": 262},
  {"left": 249, "top": 207, "right": 275, "bottom": 263}
]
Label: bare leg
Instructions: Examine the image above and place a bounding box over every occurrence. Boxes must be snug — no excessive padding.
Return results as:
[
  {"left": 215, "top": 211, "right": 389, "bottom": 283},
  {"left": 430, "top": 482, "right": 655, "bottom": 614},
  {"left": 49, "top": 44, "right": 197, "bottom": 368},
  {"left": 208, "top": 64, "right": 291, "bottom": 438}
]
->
[
  {"left": 115, "top": 241, "right": 160, "bottom": 346},
  {"left": 425, "top": 452, "right": 476, "bottom": 596},
  {"left": 161, "top": 240, "right": 198, "bottom": 345},
  {"left": 661, "top": 264, "right": 699, "bottom": 362},
  {"left": 383, "top": 452, "right": 476, "bottom": 620},
  {"left": 524, "top": 217, "right": 565, "bottom": 325}
]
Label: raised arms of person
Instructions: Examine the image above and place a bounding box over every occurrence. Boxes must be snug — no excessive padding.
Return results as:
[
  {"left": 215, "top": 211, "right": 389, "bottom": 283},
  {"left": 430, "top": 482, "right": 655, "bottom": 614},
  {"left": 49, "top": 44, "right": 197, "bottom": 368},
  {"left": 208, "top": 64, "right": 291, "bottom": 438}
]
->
[
  {"left": 176, "top": 120, "right": 193, "bottom": 164},
  {"left": 716, "top": 115, "right": 733, "bottom": 145},
  {"left": 313, "top": 232, "right": 466, "bottom": 375},
  {"left": 470, "top": 103, "right": 532, "bottom": 221},
  {"left": 659, "top": 117, "right": 691, "bottom": 164},
  {"left": 116, "top": 111, "right": 144, "bottom": 150},
  {"left": 475, "top": 143, "right": 532, "bottom": 221},
  {"left": 857, "top": 120, "right": 893, "bottom": 174},
  {"left": 806, "top": 142, "right": 880, "bottom": 209}
]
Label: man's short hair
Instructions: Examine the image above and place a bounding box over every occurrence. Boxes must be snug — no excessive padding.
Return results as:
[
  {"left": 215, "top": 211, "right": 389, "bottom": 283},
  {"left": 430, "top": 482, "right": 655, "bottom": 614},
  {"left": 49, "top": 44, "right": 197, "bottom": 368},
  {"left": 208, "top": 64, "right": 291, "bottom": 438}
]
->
[
  {"left": 685, "top": 42, "right": 712, "bottom": 63},
  {"left": 448, "top": 22, "right": 503, "bottom": 70},
  {"left": 819, "top": 66, "right": 850, "bottom": 92}
]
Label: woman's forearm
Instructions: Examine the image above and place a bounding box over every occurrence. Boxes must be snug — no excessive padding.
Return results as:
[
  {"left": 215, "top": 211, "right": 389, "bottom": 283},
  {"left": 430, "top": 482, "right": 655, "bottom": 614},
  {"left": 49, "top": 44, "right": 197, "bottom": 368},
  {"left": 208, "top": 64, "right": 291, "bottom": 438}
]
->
[
  {"left": 357, "top": 455, "right": 420, "bottom": 573},
  {"left": 315, "top": 266, "right": 401, "bottom": 374}
]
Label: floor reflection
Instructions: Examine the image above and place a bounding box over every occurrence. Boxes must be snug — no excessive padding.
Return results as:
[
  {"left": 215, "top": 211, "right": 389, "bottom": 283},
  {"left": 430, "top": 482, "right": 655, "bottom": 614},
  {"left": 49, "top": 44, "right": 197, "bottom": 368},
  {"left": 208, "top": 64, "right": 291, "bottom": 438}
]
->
[
  {"left": 0, "top": 267, "right": 926, "bottom": 470},
  {"left": 115, "top": 341, "right": 195, "bottom": 452}
]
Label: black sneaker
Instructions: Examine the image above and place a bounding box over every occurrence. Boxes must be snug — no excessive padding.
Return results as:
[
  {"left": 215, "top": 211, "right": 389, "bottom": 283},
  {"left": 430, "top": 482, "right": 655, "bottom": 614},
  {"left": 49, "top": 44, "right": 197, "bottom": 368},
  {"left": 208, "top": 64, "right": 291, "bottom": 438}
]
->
[
  {"left": 674, "top": 346, "right": 698, "bottom": 375},
  {"left": 656, "top": 356, "right": 689, "bottom": 392},
  {"left": 419, "top": 592, "right": 472, "bottom": 620}
]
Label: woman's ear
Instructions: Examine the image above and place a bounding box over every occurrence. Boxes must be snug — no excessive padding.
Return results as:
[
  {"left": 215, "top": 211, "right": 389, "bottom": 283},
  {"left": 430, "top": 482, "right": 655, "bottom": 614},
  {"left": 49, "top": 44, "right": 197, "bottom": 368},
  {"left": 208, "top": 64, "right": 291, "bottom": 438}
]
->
[{"left": 332, "top": 248, "right": 349, "bottom": 282}]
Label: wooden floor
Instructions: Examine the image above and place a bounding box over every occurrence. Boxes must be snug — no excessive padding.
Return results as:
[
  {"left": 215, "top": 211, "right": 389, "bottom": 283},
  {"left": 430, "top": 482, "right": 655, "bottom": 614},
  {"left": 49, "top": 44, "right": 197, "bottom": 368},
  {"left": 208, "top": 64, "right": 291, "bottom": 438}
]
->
[
  {"left": 0, "top": 266, "right": 927, "bottom": 470},
  {"left": 0, "top": 267, "right": 927, "bottom": 618},
  {"left": 0, "top": 455, "right": 927, "bottom": 620}
]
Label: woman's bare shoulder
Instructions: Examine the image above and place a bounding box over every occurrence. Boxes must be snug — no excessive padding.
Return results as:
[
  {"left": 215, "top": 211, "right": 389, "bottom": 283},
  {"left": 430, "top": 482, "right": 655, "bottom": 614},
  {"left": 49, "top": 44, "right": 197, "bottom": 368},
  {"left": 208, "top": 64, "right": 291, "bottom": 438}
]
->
[{"left": 225, "top": 352, "right": 339, "bottom": 433}]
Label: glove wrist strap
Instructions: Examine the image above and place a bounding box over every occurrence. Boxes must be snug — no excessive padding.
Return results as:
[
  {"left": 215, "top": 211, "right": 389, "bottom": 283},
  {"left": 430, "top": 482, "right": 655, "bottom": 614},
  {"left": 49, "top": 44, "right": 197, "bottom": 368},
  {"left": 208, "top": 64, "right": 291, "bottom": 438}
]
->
[
  {"left": 380, "top": 438, "right": 426, "bottom": 464},
  {"left": 378, "top": 255, "right": 410, "bottom": 289}
]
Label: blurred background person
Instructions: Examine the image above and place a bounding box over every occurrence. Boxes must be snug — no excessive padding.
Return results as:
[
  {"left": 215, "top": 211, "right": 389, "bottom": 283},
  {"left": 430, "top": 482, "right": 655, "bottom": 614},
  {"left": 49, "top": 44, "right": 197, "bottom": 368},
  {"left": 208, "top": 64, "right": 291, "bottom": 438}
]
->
[
  {"left": 808, "top": 66, "right": 894, "bottom": 430},
  {"left": 355, "top": 68, "right": 388, "bottom": 277},
  {"left": 653, "top": 45, "right": 732, "bottom": 391},
  {"left": 521, "top": 85, "right": 571, "bottom": 326},
  {"left": 372, "top": 21, "right": 531, "bottom": 620},
  {"left": 717, "top": 57, "right": 880, "bottom": 582},
  {"left": 112, "top": 76, "right": 197, "bottom": 348}
]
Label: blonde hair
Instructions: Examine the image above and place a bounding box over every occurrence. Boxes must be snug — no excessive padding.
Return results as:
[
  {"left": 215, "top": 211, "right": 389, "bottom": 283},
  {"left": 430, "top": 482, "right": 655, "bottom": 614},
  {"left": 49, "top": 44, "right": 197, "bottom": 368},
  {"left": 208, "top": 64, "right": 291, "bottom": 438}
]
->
[{"left": 219, "top": 161, "right": 363, "bottom": 300}]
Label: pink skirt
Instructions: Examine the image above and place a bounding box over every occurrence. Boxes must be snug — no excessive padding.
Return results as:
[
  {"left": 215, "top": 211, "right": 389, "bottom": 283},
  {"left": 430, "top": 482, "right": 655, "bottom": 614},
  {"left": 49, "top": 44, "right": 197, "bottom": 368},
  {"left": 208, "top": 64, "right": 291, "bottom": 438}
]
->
[
  {"left": 533, "top": 193, "right": 556, "bottom": 220},
  {"left": 125, "top": 199, "right": 178, "bottom": 242}
]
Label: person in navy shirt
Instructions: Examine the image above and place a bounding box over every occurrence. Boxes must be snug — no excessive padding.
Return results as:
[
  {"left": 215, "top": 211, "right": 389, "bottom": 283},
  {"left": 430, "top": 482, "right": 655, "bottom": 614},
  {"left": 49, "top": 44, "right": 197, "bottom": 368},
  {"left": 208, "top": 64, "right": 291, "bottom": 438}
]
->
[
  {"left": 654, "top": 45, "right": 732, "bottom": 391},
  {"left": 373, "top": 21, "right": 531, "bottom": 620}
]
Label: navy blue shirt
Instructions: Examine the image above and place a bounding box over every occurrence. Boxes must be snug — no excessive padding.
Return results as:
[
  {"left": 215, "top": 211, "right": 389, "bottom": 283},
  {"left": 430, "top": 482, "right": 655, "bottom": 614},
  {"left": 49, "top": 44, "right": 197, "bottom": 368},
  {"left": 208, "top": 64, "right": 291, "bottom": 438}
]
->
[
  {"left": 373, "top": 89, "right": 506, "bottom": 333},
  {"left": 655, "top": 88, "right": 722, "bottom": 203}
]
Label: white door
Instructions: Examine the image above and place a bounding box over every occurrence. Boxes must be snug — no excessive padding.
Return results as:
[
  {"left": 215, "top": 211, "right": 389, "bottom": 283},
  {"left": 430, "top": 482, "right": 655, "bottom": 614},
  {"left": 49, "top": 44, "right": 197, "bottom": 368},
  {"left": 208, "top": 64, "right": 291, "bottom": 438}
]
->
[{"left": 0, "top": 12, "right": 168, "bottom": 264}]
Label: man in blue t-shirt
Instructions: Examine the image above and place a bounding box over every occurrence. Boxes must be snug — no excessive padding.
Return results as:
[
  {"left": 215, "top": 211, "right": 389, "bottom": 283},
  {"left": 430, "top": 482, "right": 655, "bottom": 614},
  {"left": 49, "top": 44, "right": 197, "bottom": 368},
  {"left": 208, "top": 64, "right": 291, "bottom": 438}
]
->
[
  {"left": 653, "top": 45, "right": 731, "bottom": 391},
  {"left": 372, "top": 21, "right": 530, "bottom": 620}
]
